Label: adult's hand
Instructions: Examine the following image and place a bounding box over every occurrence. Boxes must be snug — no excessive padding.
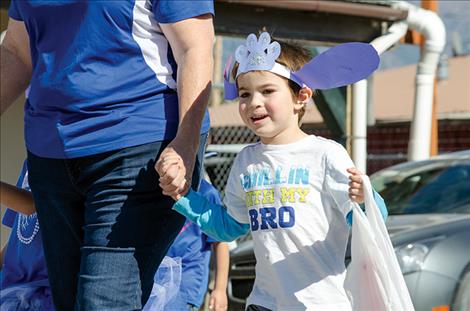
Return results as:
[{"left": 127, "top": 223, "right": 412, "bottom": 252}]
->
[
  {"left": 156, "top": 13, "right": 214, "bottom": 197},
  {"left": 1, "top": 18, "right": 32, "bottom": 115}
]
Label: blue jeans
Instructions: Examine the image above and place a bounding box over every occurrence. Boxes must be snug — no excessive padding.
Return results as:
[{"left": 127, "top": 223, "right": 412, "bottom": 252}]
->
[{"left": 27, "top": 136, "right": 206, "bottom": 311}]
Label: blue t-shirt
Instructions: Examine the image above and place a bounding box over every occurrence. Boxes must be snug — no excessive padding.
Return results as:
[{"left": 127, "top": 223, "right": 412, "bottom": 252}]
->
[
  {"left": 165, "top": 179, "right": 221, "bottom": 307},
  {"left": 8, "top": 0, "right": 213, "bottom": 159},
  {"left": 0, "top": 162, "right": 52, "bottom": 309}
]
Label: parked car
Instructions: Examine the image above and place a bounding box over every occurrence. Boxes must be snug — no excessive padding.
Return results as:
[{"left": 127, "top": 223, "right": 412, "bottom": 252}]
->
[{"left": 227, "top": 150, "right": 470, "bottom": 311}]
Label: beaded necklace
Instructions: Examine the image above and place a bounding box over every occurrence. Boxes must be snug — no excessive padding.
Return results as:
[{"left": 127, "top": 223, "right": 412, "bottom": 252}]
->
[
  {"left": 17, "top": 214, "right": 40, "bottom": 244},
  {"left": 15, "top": 171, "right": 40, "bottom": 245}
]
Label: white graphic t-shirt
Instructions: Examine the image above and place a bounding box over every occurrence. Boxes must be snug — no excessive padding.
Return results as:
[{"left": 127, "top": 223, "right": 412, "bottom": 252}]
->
[{"left": 224, "top": 135, "right": 354, "bottom": 311}]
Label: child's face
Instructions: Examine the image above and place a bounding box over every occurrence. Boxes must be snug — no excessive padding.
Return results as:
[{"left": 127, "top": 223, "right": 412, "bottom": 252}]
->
[{"left": 237, "top": 71, "right": 306, "bottom": 144}]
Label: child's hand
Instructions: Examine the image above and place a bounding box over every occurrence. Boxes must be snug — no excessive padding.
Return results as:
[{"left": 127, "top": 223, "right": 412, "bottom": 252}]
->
[
  {"left": 209, "top": 288, "right": 228, "bottom": 311},
  {"left": 347, "top": 167, "right": 365, "bottom": 204},
  {"left": 155, "top": 149, "right": 188, "bottom": 200},
  {"left": 161, "top": 163, "right": 189, "bottom": 201}
]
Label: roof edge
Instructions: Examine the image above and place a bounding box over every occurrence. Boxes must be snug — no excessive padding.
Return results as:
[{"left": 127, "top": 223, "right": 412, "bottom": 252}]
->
[{"left": 216, "top": 0, "right": 408, "bottom": 21}]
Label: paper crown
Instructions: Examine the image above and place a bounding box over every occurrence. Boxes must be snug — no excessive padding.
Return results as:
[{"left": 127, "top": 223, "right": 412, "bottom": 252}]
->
[{"left": 224, "top": 32, "right": 380, "bottom": 100}]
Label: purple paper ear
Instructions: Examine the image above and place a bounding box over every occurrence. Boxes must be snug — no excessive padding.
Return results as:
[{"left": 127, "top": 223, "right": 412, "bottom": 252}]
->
[
  {"left": 291, "top": 43, "right": 380, "bottom": 90},
  {"left": 223, "top": 55, "right": 239, "bottom": 100},
  {"left": 224, "top": 79, "right": 238, "bottom": 100}
]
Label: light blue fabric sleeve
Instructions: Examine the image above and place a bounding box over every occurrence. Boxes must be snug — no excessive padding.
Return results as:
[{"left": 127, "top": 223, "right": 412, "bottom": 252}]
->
[
  {"left": 346, "top": 190, "right": 388, "bottom": 226},
  {"left": 173, "top": 189, "right": 250, "bottom": 242}
]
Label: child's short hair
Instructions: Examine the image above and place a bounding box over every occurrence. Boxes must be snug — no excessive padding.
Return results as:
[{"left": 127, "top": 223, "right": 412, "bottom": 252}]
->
[{"left": 232, "top": 36, "right": 312, "bottom": 123}]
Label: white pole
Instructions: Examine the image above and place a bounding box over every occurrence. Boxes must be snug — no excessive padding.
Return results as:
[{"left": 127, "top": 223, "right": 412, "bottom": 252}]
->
[
  {"left": 352, "top": 79, "right": 368, "bottom": 173},
  {"left": 350, "top": 21, "right": 408, "bottom": 172},
  {"left": 393, "top": 1, "right": 446, "bottom": 161}
]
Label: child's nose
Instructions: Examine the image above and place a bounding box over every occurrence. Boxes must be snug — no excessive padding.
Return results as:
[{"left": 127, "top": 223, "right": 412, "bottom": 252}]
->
[{"left": 249, "top": 93, "right": 263, "bottom": 108}]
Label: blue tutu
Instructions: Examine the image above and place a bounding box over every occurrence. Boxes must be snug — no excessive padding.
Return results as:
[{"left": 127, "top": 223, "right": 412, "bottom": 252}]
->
[
  {"left": 143, "top": 256, "right": 182, "bottom": 311},
  {"left": 1, "top": 279, "right": 54, "bottom": 311}
]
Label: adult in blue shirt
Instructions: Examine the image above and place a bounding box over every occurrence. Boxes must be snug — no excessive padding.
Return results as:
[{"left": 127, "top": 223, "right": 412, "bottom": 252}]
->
[{"left": 0, "top": 1, "right": 214, "bottom": 310}]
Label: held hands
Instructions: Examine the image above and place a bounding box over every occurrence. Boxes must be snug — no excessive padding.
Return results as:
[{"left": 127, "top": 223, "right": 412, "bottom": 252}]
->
[
  {"left": 155, "top": 143, "right": 193, "bottom": 201},
  {"left": 347, "top": 167, "right": 365, "bottom": 204},
  {"left": 209, "top": 288, "right": 228, "bottom": 311}
]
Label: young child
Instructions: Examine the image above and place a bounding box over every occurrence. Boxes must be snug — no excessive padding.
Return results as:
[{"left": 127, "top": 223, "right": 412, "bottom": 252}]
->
[
  {"left": 159, "top": 226, "right": 228, "bottom": 311},
  {"left": 0, "top": 162, "right": 53, "bottom": 310},
  {"left": 145, "top": 178, "right": 229, "bottom": 311},
  {"left": 163, "top": 178, "right": 229, "bottom": 311},
  {"left": 157, "top": 32, "right": 388, "bottom": 310}
]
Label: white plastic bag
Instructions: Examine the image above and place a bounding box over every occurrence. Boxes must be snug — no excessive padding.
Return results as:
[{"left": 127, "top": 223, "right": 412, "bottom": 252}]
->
[
  {"left": 143, "top": 256, "right": 182, "bottom": 311},
  {"left": 344, "top": 176, "right": 414, "bottom": 311}
]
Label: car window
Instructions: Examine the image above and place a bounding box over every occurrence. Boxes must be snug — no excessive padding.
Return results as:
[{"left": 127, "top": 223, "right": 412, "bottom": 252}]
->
[{"left": 376, "top": 164, "right": 470, "bottom": 215}]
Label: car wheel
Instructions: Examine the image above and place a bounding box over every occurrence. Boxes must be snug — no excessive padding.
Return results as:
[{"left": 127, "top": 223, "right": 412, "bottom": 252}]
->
[{"left": 453, "top": 270, "right": 470, "bottom": 311}]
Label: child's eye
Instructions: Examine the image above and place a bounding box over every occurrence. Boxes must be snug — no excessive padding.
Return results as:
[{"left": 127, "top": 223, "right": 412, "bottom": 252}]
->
[
  {"left": 262, "top": 89, "right": 275, "bottom": 95},
  {"left": 239, "top": 92, "right": 250, "bottom": 98}
]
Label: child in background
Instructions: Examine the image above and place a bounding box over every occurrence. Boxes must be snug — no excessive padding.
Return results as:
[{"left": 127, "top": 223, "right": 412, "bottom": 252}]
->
[
  {"left": 160, "top": 178, "right": 229, "bottom": 311},
  {"left": 0, "top": 162, "right": 53, "bottom": 310},
  {"left": 158, "top": 32, "right": 388, "bottom": 310}
]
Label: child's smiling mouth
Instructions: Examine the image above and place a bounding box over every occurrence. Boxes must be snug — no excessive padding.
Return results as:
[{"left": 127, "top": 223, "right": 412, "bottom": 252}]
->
[{"left": 250, "top": 114, "right": 269, "bottom": 125}]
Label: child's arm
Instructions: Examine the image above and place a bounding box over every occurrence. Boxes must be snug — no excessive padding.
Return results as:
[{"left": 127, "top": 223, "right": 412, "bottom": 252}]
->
[
  {"left": 173, "top": 190, "right": 250, "bottom": 242},
  {"left": 209, "top": 241, "right": 229, "bottom": 311},
  {"left": 0, "top": 181, "right": 35, "bottom": 215},
  {"left": 161, "top": 151, "right": 250, "bottom": 241}
]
